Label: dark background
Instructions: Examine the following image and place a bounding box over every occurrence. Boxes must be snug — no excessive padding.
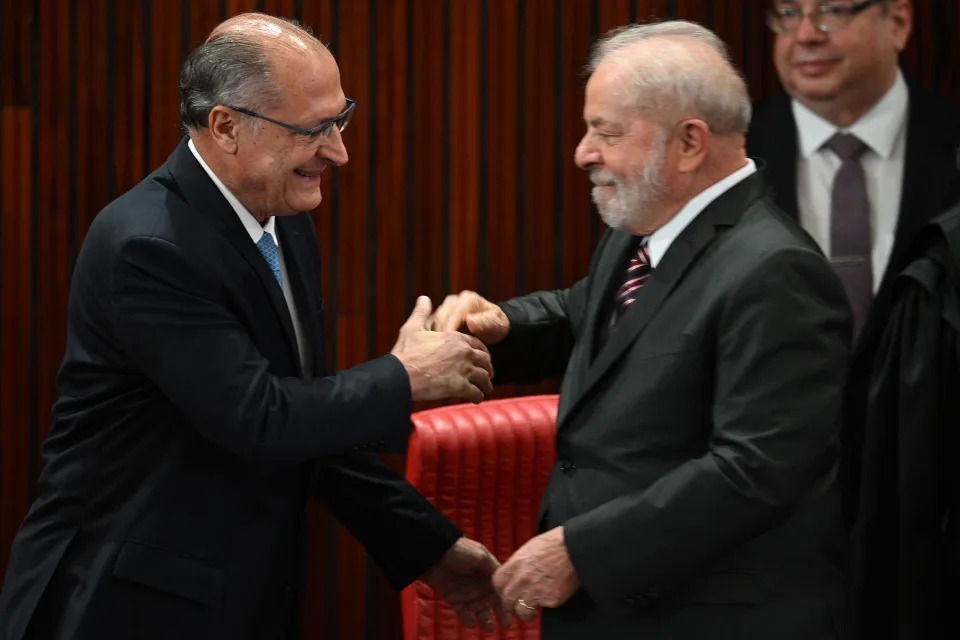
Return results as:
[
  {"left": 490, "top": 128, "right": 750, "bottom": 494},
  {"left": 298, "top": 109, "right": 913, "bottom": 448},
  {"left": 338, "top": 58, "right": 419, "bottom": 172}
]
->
[{"left": 2, "top": 1, "right": 958, "bottom": 637}]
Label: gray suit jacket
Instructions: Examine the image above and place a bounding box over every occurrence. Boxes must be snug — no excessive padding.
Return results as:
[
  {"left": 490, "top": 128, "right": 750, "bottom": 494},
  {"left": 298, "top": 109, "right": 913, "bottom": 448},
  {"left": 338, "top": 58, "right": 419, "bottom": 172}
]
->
[{"left": 491, "top": 171, "right": 852, "bottom": 639}]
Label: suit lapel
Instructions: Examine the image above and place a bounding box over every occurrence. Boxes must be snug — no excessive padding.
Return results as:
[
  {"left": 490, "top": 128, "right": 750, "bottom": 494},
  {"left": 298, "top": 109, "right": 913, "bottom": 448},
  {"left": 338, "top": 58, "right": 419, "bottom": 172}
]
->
[
  {"left": 167, "top": 138, "right": 303, "bottom": 373},
  {"left": 584, "top": 232, "right": 638, "bottom": 363},
  {"left": 559, "top": 172, "right": 764, "bottom": 428}
]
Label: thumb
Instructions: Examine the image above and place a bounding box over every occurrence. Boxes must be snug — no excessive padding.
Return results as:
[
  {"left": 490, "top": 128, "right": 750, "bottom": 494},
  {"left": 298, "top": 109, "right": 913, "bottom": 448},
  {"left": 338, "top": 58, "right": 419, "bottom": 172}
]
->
[
  {"left": 466, "top": 310, "right": 506, "bottom": 342},
  {"left": 403, "top": 295, "right": 433, "bottom": 331}
]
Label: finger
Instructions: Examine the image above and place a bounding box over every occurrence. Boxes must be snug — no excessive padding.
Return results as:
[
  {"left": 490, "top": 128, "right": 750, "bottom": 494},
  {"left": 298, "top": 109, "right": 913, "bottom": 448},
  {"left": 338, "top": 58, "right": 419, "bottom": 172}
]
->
[
  {"left": 402, "top": 295, "right": 433, "bottom": 332},
  {"left": 439, "top": 293, "right": 481, "bottom": 332},
  {"left": 465, "top": 309, "right": 508, "bottom": 343},
  {"left": 451, "top": 604, "right": 476, "bottom": 629},
  {"left": 461, "top": 381, "right": 485, "bottom": 404},
  {"left": 497, "top": 570, "right": 527, "bottom": 612},
  {"left": 470, "top": 602, "right": 495, "bottom": 632},
  {"left": 488, "top": 593, "right": 513, "bottom": 629},
  {"left": 469, "top": 367, "right": 494, "bottom": 399},
  {"left": 469, "top": 347, "right": 494, "bottom": 379},
  {"left": 432, "top": 294, "right": 459, "bottom": 333},
  {"left": 462, "top": 334, "right": 490, "bottom": 354},
  {"left": 513, "top": 599, "right": 538, "bottom": 623}
]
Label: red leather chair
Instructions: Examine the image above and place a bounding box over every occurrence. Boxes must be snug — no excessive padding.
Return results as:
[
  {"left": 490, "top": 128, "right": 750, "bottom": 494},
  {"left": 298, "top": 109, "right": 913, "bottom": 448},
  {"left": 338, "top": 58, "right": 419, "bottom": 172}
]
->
[{"left": 402, "top": 395, "right": 559, "bottom": 640}]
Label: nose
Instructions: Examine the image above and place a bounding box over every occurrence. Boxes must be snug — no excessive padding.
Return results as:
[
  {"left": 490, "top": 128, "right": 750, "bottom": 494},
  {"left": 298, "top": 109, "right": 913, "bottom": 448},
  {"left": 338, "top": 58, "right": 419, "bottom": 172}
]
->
[
  {"left": 574, "top": 134, "right": 599, "bottom": 170},
  {"left": 318, "top": 127, "right": 349, "bottom": 167},
  {"left": 794, "top": 11, "right": 827, "bottom": 43}
]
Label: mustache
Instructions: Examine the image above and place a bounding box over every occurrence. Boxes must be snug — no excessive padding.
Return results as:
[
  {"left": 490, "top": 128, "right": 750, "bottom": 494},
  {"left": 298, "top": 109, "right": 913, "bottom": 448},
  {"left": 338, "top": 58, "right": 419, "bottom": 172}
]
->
[{"left": 589, "top": 168, "right": 617, "bottom": 186}]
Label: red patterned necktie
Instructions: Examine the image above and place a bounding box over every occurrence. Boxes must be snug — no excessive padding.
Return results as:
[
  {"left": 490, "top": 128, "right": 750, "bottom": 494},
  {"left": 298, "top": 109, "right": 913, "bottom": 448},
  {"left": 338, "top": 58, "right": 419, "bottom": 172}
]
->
[{"left": 613, "top": 236, "right": 651, "bottom": 323}]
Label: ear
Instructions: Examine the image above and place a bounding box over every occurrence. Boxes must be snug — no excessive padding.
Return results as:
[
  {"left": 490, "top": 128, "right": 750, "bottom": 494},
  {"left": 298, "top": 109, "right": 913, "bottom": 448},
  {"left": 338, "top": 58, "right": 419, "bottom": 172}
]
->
[
  {"left": 674, "top": 119, "right": 710, "bottom": 174},
  {"left": 207, "top": 106, "right": 241, "bottom": 154},
  {"left": 888, "top": 0, "right": 912, "bottom": 53}
]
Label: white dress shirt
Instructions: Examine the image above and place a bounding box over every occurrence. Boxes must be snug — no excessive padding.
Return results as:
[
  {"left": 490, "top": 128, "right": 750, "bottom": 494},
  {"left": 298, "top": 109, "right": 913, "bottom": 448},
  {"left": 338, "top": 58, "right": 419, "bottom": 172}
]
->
[
  {"left": 646, "top": 159, "right": 758, "bottom": 268},
  {"left": 187, "top": 139, "right": 312, "bottom": 376},
  {"left": 792, "top": 70, "right": 909, "bottom": 292}
]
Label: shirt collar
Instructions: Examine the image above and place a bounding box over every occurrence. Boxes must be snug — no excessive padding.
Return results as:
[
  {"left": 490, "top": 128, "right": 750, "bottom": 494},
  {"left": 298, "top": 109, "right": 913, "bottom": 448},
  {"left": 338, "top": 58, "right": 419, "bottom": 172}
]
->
[
  {"left": 187, "top": 138, "right": 276, "bottom": 245},
  {"left": 646, "top": 158, "right": 757, "bottom": 268},
  {"left": 792, "top": 70, "right": 908, "bottom": 160}
]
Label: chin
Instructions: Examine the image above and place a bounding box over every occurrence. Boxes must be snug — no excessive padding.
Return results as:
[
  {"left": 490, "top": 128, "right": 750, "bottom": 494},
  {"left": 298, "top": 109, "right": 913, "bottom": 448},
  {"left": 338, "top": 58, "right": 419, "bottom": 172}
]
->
[{"left": 791, "top": 78, "right": 843, "bottom": 102}]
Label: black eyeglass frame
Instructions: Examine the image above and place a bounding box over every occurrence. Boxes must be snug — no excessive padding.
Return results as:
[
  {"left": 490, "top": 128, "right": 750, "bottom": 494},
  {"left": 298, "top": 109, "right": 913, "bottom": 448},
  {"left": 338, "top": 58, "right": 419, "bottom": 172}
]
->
[
  {"left": 224, "top": 98, "right": 356, "bottom": 138},
  {"left": 766, "top": 0, "right": 885, "bottom": 34}
]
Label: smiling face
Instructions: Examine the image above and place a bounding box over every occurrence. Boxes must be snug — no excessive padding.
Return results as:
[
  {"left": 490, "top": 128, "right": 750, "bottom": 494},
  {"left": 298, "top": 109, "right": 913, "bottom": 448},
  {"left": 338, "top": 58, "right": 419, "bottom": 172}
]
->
[
  {"left": 228, "top": 45, "right": 349, "bottom": 218},
  {"left": 574, "top": 60, "right": 672, "bottom": 234},
  {"left": 771, "top": 0, "right": 911, "bottom": 124}
]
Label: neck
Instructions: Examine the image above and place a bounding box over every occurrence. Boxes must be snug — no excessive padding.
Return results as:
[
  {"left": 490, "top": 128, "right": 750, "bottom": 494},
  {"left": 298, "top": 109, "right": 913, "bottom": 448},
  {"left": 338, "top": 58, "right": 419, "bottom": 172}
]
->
[
  {"left": 630, "top": 152, "right": 747, "bottom": 235},
  {"left": 191, "top": 134, "right": 270, "bottom": 223}
]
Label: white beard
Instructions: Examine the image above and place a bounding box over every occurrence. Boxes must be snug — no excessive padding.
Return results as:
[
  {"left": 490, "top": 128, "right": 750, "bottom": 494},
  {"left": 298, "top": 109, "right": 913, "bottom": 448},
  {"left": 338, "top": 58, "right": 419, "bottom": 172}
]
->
[{"left": 591, "top": 132, "right": 668, "bottom": 231}]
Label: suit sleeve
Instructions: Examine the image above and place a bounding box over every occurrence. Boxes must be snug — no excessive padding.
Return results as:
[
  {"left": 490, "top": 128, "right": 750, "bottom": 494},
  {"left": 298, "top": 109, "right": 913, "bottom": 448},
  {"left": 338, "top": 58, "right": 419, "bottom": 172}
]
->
[
  {"left": 563, "top": 247, "right": 852, "bottom": 606},
  {"left": 314, "top": 453, "right": 462, "bottom": 589},
  {"left": 109, "top": 235, "right": 413, "bottom": 462},
  {"left": 487, "top": 279, "right": 587, "bottom": 385}
]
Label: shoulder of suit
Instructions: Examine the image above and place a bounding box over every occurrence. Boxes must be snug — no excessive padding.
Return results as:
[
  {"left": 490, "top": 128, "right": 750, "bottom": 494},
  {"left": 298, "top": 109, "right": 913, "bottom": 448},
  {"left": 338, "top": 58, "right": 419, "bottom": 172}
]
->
[
  {"left": 84, "top": 163, "right": 208, "bottom": 251},
  {"left": 905, "top": 79, "right": 960, "bottom": 142},
  {"left": 747, "top": 91, "right": 794, "bottom": 151},
  {"left": 724, "top": 197, "right": 822, "bottom": 258}
]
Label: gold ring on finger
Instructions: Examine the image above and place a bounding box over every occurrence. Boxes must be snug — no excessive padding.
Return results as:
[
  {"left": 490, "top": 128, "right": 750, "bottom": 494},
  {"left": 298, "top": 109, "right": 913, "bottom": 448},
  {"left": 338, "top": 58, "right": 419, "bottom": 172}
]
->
[{"left": 516, "top": 598, "right": 537, "bottom": 610}]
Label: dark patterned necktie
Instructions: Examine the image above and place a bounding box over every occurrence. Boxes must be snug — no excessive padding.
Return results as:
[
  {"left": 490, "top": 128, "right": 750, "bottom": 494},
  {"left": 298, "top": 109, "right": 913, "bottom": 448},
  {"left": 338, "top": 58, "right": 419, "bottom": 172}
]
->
[
  {"left": 612, "top": 236, "right": 651, "bottom": 325},
  {"left": 825, "top": 132, "right": 872, "bottom": 337}
]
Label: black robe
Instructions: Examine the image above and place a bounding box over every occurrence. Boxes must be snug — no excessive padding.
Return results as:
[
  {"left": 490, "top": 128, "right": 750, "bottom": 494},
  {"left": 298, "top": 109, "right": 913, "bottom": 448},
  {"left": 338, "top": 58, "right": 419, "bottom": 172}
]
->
[{"left": 851, "top": 203, "right": 960, "bottom": 639}]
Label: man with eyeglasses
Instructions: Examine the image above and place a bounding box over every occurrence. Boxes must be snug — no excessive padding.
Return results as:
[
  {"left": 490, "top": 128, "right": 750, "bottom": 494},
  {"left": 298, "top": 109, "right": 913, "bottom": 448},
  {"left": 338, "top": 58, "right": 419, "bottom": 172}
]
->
[
  {"left": 747, "top": 0, "right": 960, "bottom": 549},
  {"left": 0, "top": 13, "right": 509, "bottom": 640}
]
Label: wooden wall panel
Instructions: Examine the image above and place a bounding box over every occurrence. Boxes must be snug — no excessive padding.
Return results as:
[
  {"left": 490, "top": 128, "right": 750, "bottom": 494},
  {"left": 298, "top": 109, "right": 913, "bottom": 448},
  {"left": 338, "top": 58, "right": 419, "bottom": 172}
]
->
[{"left": 2, "top": 2, "right": 959, "bottom": 639}]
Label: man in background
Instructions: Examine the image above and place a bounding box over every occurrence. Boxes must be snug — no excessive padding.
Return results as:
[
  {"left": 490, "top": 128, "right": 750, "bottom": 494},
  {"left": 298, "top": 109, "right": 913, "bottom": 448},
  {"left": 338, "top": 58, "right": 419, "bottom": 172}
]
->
[
  {"left": 746, "top": 0, "right": 960, "bottom": 520},
  {"left": 0, "top": 14, "right": 504, "bottom": 640}
]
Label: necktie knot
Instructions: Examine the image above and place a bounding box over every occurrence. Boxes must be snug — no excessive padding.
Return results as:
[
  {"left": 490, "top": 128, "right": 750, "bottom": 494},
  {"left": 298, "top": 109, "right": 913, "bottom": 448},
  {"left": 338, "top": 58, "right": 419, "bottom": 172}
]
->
[
  {"left": 824, "top": 132, "right": 868, "bottom": 161},
  {"left": 256, "top": 233, "right": 283, "bottom": 288}
]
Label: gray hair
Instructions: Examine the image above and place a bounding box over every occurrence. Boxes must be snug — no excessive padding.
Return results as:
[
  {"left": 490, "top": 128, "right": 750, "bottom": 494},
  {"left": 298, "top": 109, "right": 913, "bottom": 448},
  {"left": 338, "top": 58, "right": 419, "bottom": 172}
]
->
[
  {"left": 179, "top": 17, "right": 316, "bottom": 133},
  {"left": 587, "top": 20, "right": 751, "bottom": 134}
]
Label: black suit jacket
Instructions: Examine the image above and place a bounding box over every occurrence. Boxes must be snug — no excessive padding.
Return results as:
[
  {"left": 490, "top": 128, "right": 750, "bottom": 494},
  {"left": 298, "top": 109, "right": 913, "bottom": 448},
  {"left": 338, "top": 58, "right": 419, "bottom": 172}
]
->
[
  {"left": 851, "top": 204, "right": 960, "bottom": 639},
  {"left": 0, "top": 139, "right": 460, "bottom": 640},
  {"left": 490, "top": 172, "right": 852, "bottom": 639},
  {"left": 747, "top": 81, "right": 960, "bottom": 523}
]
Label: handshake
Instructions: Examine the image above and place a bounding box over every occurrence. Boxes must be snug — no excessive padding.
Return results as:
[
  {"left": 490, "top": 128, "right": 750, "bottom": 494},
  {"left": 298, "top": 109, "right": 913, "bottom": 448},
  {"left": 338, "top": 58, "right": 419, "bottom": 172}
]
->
[
  {"left": 393, "top": 294, "right": 580, "bottom": 630},
  {"left": 420, "top": 528, "right": 580, "bottom": 632},
  {"left": 390, "top": 291, "right": 511, "bottom": 404}
]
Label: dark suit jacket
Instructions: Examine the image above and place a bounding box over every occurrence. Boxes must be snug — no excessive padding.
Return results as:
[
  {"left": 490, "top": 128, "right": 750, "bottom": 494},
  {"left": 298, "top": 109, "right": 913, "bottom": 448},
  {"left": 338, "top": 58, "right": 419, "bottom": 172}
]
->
[
  {"left": 851, "top": 204, "right": 960, "bottom": 639},
  {"left": 0, "top": 139, "right": 460, "bottom": 640},
  {"left": 746, "top": 82, "right": 960, "bottom": 521},
  {"left": 489, "top": 172, "right": 853, "bottom": 639}
]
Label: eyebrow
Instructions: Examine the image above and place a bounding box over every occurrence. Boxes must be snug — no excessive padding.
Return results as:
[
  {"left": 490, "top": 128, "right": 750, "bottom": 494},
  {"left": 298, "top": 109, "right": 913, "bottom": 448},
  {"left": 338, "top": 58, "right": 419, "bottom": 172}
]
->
[{"left": 587, "top": 117, "right": 619, "bottom": 129}]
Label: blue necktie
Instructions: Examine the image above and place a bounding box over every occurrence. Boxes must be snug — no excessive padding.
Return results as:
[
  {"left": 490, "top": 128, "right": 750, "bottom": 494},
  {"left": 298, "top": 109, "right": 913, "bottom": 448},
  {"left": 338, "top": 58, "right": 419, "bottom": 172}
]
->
[{"left": 256, "top": 233, "right": 283, "bottom": 288}]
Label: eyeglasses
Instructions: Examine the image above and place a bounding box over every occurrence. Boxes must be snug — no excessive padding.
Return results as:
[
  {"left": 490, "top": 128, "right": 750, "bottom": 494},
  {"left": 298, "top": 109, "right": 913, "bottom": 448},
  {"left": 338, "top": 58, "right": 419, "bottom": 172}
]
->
[
  {"left": 767, "top": 0, "right": 884, "bottom": 34},
  {"left": 224, "top": 98, "right": 356, "bottom": 140}
]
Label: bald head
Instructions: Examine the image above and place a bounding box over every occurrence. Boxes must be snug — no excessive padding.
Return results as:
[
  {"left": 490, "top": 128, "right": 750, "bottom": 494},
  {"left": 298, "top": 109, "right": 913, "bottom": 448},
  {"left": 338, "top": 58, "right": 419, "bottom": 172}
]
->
[
  {"left": 180, "top": 13, "right": 332, "bottom": 133},
  {"left": 207, "top": 13, "right": 331, "bottom": 60},
  {"left": 588, "top": 21, "right": 751, "bottom": 136}
]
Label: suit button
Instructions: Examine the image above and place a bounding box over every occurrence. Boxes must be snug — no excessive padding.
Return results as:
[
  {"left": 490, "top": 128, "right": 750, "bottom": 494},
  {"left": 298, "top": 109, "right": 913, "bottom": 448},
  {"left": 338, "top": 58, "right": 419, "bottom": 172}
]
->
[
  {"left": 625, "top": 596, "right": 637, "bottom": 606},
  {"left": 558, "top": 460, "right": 577, "bottom": 473}
]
